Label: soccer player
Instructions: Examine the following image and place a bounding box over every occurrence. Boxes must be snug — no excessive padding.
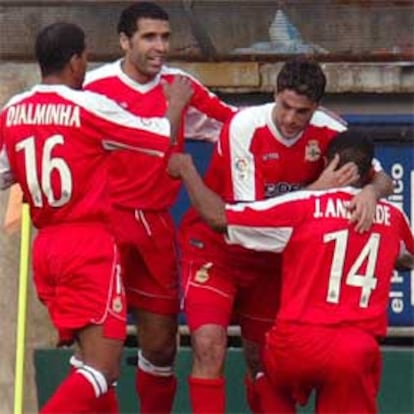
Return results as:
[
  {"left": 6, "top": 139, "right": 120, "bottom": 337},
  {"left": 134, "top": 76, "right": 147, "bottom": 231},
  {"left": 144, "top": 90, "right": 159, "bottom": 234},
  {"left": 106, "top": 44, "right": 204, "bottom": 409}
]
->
[
  {"left": 168, "top": 130, "right": 414, "bottom": 414},
  {"left": 83, "top": 2, "right": 236, "bottom": 412},
  {"left": 177, "top": 57, "right": 394, "bottom": 413},
  {"left": 0, "top": 22, "right": 192, "bottom": 413}
]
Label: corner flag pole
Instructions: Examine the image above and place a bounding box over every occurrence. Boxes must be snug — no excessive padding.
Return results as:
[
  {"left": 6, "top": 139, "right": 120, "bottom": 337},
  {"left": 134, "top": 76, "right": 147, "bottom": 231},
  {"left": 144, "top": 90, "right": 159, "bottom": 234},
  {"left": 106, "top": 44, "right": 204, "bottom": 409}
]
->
[{"left": 13, "top": 203, "right": 31, "bottom": 414}]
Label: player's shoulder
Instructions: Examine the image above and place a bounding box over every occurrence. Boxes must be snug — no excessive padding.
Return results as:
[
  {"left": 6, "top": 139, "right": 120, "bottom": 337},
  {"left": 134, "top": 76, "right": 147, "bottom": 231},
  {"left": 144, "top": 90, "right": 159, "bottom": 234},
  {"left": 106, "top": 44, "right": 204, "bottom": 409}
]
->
[
  {"left": 226, "top": 104, "right": 272, "bottom": 138},
  {"left": 231, "top": 103, "right": 273, "bottom": 127},
  {"left": 51, "top": 86, "right": 122, "bottom": 117},
  {"left": 160, "top": 65, "right": 187, "bottom": 77},
  {"left": 1, "top": 87, "right": 37, "bottom": 110},
  {"left": 84, "top": 60, "right": 121, "bottom": 86},
  {"left": 160, "top": 65, "right": 204, "bottom": 85},
  {"left": 309, "top": 106, "right": 347, "bottom": 132},
  {"left": 379, "top": 197, "right": 407, "bottom": 217}
]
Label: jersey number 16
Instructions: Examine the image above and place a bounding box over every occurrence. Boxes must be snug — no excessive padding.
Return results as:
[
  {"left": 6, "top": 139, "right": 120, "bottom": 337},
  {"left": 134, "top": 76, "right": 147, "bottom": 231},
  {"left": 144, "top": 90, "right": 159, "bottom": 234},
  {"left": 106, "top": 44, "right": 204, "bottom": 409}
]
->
[{"left": 16, "top": 134, "right": 73, "bottom": 208}]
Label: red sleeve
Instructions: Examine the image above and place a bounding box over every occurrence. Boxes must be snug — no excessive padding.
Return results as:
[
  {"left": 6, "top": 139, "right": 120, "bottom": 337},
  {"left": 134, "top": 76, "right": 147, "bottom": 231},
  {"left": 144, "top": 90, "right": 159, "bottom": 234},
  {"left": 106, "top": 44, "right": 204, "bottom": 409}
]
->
[{"left": 189, "top": 78, "right": 236, "bottom": 122}]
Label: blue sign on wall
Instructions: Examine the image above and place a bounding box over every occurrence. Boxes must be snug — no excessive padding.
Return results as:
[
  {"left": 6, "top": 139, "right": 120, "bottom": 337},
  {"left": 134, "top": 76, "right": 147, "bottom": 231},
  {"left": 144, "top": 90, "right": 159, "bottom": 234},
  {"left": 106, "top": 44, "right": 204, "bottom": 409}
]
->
[{"left": 376, "top": 142, "right": 414, "bottom": 328}]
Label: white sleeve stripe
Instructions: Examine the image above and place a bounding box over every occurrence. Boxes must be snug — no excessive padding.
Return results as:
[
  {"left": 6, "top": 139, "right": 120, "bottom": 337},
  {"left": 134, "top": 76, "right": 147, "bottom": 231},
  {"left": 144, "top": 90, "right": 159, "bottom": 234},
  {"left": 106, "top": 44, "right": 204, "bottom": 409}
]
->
[
  {"left": 102, "top": 140, "right": 165, "bottom": 157},
  {"left": 57, "top": 87, "right": 171, "bottom": 136},
  {"left": 310, "top": 108, "right": 347, "bottom": 131},
  {"left": 229, "top": 107, "right": 269, "bottom": 200},
  {"left": 227, "top": 225, "right": 293, "bottom": 252}
]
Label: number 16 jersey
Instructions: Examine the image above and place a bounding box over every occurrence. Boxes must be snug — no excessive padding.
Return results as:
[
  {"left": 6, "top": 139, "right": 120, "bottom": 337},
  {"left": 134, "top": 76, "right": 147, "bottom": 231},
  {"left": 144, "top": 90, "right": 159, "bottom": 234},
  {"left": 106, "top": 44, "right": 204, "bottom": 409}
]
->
[{"left": 0, "top": 84, "right": 171, "bottom": 229}]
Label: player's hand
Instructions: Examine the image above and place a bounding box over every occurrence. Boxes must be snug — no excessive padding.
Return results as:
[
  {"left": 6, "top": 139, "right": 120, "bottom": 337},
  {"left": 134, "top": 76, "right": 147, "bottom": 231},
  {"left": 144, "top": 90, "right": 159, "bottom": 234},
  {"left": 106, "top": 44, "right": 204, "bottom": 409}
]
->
[
  {"left": 167, "top": 153, "right": 194, "bottom": 179},
  {"left": 395, "top": 253, "right": 414, "bottom": 271},
  {"left": 348, "top": 184, "right": 377, "bottom": 233},
  {"left": 162, "top": 75, "right": 193, "bottom": 110},
  {"left": 308, "top": 154, "right": 359, "bottom": 190}
]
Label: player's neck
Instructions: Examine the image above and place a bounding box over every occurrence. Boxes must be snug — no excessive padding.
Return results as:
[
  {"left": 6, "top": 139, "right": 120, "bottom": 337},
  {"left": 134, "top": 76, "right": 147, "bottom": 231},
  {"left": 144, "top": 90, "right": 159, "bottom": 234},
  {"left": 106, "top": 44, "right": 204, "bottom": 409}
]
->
[
  {"left": 41, "top": 73, "right": 80, "bottom": 90},
  {"left": 121, "top": 59, "right": 156, "bottom": 85}
]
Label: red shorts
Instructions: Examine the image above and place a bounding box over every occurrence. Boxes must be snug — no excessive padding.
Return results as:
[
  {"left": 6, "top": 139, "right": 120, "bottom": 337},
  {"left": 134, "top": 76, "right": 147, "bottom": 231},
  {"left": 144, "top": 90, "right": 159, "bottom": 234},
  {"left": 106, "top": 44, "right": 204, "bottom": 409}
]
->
[
  {"left": 110, "top": 207, "right": 179, "bottom": 315},
  {"left": 32, "top": 223, "right": 127, "bottom": 345},
  {"left": 180, "top": 238, "right": 282, "bottom": 344},
  {"left": 263, "top": 322, "right": 381, "bottom": 413}
]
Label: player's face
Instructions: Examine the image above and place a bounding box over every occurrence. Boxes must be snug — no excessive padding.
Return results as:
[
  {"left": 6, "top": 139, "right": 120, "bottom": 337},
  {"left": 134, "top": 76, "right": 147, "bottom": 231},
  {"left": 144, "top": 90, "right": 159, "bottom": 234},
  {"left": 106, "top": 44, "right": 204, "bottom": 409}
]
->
[
  {"left": 120, "top": 18, "right": 170, "bottom": 83},
  {"left": 273, "top": 89, "right": 318, "bottom": 139}
]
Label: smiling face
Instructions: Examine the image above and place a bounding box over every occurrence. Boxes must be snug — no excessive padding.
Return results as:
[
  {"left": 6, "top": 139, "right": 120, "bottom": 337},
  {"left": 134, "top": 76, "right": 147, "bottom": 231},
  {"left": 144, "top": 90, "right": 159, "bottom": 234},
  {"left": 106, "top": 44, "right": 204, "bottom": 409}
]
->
[
  {"left": 120, "top": 17, "right": 170, "bottom": 84},
  {"left": 272, "top": 89, "right": 318, "bottom": 139}
]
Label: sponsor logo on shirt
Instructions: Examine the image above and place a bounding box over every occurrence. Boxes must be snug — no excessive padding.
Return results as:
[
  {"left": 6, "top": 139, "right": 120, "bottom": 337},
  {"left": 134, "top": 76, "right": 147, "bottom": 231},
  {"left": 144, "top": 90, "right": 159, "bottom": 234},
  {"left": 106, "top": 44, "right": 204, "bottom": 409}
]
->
[
  {"left": 265, "top": 182, "right": 302, "bottom": 198},
  {"left": 262, "top": 152, "right": 279, "bottom": 161},
  {"left": 305, "top": 140, "right": 322, "bottom": 162},
  {"left": 194, "top": 262, "right": 213, "bottom": 283}
]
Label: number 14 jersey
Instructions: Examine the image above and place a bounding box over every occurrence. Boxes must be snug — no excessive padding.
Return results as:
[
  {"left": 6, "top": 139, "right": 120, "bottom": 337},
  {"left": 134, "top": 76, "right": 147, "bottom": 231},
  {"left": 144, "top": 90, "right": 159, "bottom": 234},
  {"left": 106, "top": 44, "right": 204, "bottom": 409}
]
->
[{"left": 225, "top": 187, "right": 414, "bottom": 337}]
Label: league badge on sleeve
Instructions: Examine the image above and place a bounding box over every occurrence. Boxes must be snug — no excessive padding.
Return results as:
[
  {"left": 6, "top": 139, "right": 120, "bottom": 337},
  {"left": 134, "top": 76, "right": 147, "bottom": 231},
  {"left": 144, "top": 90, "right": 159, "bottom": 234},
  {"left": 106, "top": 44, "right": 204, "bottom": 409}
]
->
[{"left": 234, "top": 157, "right": 249, "bottom": 181}]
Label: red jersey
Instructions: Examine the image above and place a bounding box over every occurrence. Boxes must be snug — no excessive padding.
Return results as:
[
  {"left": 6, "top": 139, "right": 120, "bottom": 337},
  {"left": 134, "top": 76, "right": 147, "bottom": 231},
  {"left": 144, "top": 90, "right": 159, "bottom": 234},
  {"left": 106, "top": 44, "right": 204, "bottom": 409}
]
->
[
  {"left": 225, "top": 188, "right": 414, "bottom": 337},
  {"left": 84, "top": 60, "right": 235, "bottom": 210},
  {"left": 0, "top": 84, "right": 171, "bottom": 229},
  {"left": 180, "top": 103, "right": 348, "bottom": 264}
]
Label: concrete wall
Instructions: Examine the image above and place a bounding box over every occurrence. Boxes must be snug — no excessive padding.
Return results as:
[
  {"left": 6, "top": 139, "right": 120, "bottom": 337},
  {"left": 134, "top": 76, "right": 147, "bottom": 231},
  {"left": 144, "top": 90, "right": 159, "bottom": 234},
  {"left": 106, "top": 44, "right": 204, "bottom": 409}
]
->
[{"left": 1, "top": 1, "right": 413, "bottom": 60}]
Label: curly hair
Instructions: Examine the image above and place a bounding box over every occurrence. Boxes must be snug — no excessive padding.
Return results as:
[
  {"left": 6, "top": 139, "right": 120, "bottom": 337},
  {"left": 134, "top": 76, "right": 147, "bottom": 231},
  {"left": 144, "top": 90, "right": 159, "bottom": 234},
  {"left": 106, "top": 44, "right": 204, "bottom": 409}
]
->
[{"left": 277, "top": 56, "right": 326, "bottom": 103}]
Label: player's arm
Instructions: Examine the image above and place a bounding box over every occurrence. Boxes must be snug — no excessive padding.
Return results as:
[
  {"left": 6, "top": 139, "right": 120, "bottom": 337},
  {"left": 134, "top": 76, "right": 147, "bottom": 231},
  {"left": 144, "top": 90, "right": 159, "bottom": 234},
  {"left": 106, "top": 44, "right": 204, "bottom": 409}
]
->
[
  {"left": 0, "top": 136, "right": 16, "bottom": 190},
  {"left": 349, "top": 165, "right": 394, "bottom": 233},
  {"left": 84, "top": 76, "right": 193, "bottom": 154},
  {"left": 187, "top": 74, "right": 236, "bottom": 123},
  {"left": 167, "top": 153, "right": 227, "bottom": 232},
  {"left": 162, "top": 75, "right": 194, "bottom": 144}
]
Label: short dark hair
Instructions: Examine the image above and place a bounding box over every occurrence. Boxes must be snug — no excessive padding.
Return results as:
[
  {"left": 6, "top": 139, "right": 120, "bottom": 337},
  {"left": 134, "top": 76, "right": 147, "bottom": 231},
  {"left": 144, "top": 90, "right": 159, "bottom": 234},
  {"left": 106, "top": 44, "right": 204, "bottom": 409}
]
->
[
  {"left": 35, "top": 22, "right": 85, "bottom": 77},
  {"left": 327, "top": 130, "right": 374, "bottom": 180},
  {"left": 277, "top": 56, "right": 326, "bottom": 102},
  {"left": 117, "top": 2, "right": 169, "bottom": 37}
]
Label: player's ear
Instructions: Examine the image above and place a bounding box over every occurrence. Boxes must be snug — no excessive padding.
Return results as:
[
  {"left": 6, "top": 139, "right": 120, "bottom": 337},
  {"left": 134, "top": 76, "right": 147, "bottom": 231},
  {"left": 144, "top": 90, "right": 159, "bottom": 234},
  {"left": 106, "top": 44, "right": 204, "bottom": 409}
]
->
[
  {"left": 68, "top": 53, "right": 79, "bottom": 73},
  {"left": 119, "top": 32, "right": 130, "bottom": 52}
]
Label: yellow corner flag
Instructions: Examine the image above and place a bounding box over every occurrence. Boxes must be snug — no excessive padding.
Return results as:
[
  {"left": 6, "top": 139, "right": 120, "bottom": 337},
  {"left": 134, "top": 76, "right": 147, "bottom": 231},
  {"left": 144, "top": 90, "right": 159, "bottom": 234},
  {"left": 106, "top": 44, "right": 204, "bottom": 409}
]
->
[{"left": 13, "top": 203, "right": 31, "bottom": 414}]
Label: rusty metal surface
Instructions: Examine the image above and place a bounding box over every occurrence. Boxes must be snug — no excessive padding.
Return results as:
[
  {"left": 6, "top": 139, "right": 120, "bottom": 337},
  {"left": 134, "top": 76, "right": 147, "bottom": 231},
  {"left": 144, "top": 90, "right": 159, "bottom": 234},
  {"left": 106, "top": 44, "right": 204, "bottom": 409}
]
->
[{"left": 0, "top": 1, "right": 413, "bottom": 62}]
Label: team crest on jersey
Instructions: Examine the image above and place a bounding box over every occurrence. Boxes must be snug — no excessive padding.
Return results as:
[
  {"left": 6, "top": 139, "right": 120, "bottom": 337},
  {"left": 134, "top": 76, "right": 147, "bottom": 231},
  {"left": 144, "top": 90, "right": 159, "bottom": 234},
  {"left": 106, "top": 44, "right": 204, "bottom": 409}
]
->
[
  {"left": 305, "top": 140, "right": 321, "bottom": 161},
  {"left": 112, "top": 296, "right": 123, "bottom": 313},
  {"left": 194, "top": 262, "right": 213, "bottom": 283}
]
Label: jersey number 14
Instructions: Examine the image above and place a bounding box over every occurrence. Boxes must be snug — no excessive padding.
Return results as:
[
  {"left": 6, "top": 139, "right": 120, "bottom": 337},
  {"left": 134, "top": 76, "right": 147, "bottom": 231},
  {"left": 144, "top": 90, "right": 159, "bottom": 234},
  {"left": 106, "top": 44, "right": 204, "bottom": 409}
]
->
[{"left": 324, "top": 229, "right": 379, "bottom": 308}]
